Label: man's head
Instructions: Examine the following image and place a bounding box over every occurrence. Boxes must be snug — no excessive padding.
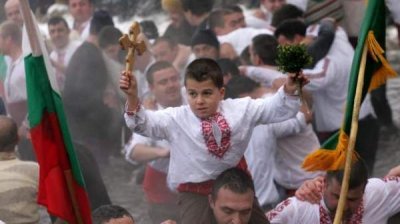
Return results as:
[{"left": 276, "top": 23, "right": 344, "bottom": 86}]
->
[
  {"left": 226, "top": 5, "right": 246, "bottom": 28},
  {"left": 98, "top": 26, "right": 123, "bottom": 62},
  {"left": 0, "top": 115, "right": 18, "bottom": 153},
  {"left": 69, "top": 0, "right": 93, "bottom": 24},
  {"left": 151, "top": 37, "right": 179, "bottom": 63},
  {"left": 181, "top": 0, "right": 214, "bottom": 26},
  {"left": 225, "top": 76, "right": 261, "bottom": 99},
  {"left": 48, "top": 16, "right": 70, "bottom": 50},
  {"left": 191, "top": 29, "right": 220, "bottom": 60},
  {"left": 92, "top": 205, "right": 135, "bottom": 224},
  {"left": 146, "top": 61, "right": 182, "bottom": 107},
  {"left": 184, "top": 58, "right": 224, "bottom": 118},
  {"left": 271, "top": 4, "right": 304, "bottom": 28},
  {"left": 89, "top": 10, "right": 114, "bottom": 36},
  {"left": 323, "top": 160, "right": 369, "bottom": 220},
  {"left": 260, "top": 0, "right": 286, "bottom": 14},
  {"left": 216, "top": 58, "right": 239, "bottom": 85},
  {"left": 274, "top": 19, "right": 306, "bottom": 45},
  {"left": 250, "top": 34, "right": 278, "bottom": 66},
  {"left": 208, "top": 9, "right": 240, "bottom": 36},
  {"left": 161, "top": 0, "right": 184, "bottom": 28},
  {"left": 209, "top": 168, "right": 255, "bottom": 224},
  {"left": 4, "top": 0, "right": 23, "bottom": 27},
  {"left": 0, "top": 21, "right": 21, "bottom": 55}
]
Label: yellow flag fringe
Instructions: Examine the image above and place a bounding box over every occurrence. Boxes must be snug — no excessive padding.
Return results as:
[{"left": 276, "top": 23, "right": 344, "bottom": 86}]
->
[
  {"left": 302, "top": 131, "right": 359, "bottom": 171},
  {"left": 367, "top": 31, "right": 397, "bottom": 92}
]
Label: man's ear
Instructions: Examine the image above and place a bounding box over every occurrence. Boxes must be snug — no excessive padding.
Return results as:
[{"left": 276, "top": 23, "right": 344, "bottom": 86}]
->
[
  {"left": 208, "top": 194, "right": 215, "bottom": 209},
  {"left": 219, "top": 86, "right": 225, "bottom": 99}
]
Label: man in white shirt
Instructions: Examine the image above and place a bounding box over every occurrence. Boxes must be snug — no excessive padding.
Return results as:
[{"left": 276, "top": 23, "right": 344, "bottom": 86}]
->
[
  {"left": 48, "top": 16, "right": 80, "bottom": 91},
  {"left": 268, "top": 160, "right": 400, "bottom": 223},
  {"left": 120, "top": 58, "right": 309, "bottom": 223},
  {"left": 68, "top": 0, "right": 94, "bottom": 41},
  {"left": 125, "top": 61, "right": 182, "bottom": 224}
]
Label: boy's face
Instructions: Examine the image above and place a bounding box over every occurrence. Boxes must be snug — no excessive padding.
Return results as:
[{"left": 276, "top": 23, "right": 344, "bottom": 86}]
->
[{"left": 186, "top": 78, "right": 224, "bottom": 119}]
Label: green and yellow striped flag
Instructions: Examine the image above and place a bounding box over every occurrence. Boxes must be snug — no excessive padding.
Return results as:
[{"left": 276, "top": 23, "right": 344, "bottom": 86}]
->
[{"left": 303, "top": 0, "right": 397, "bottom": 171}]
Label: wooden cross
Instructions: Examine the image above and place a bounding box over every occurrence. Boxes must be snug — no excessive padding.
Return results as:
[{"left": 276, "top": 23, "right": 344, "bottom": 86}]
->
[{"left": 119, "top": 21, "right": 147, "bottom": 73}]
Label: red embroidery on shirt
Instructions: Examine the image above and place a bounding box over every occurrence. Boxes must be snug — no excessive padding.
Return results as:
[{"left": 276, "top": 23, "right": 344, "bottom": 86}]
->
[
  {"left": 201, "top": 112, "right": 231, "bottom": 158},
  {"left": 266, "top": 199, "right": 291, "bottom": 221},
  {"left": 319, "top": 199, "right": 364, "bottom": 224}
]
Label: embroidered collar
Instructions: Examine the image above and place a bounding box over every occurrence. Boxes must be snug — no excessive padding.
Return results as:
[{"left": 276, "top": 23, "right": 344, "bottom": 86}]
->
[
  {"left": 319, "top": 199, "right": 364, "bottom": 224},
  {"left": 201, "top": 112, "right": 231, "bottom": 158}
]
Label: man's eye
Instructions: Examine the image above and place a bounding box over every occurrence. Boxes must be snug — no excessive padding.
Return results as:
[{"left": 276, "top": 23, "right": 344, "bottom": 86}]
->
[{"left": 222, "top": 208, "right": 234, "bottom": 214}]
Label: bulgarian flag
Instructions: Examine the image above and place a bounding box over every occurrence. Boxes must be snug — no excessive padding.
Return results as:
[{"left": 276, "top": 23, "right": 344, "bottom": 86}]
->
[
  {"left": 302, "top": 0, "right": 397, "bottom": 171},
  {"left": 20, "top": 1, "right": 92, "bottom": 223}
]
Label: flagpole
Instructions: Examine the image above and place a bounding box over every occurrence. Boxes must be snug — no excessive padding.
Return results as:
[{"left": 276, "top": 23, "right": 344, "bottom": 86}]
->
[
  {"left": 19, "top": 1, "right": 85, "bottom": 223},
  {"left": 333, "top": 41, "right": 368, "bottom": 224}
]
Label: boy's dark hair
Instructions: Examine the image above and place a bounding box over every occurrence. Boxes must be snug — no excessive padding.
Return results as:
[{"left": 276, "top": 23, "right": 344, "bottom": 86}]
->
[
  {"left": 216, "top": 58, "right": 240, "bottom": 77},
  {"left": 146, "top": 61, "right": 175, "bottom": 85},
  {"left": 48, "top": 16, "right": 69, "bottom": 30},
  {"left": 208, "top": 9, "right": 234, "bottom": 31},
  {"left": 0, "top": 116, "right": 18, "bottom": 152},
  {"left": 326, "top": 159, "right": 369, "bottom": 190},
  {"left": 98, "top": 26, "right": 122, "bottom": 49},
  {"left": 211, "top": 168, "right": 255, "bottom": 200},
  {"left": 92, "top": 204, "right": 134, "bottom": 224},
  {"left": 90, "top": 10, "right": 114, "bottom": 35},
  {"left": 184, "top": 58, "right": 224, "bottom": 89},
  {"left": 225, "top": 76, "right": 260, "bottom": 99},
  {"left": 181, "top": 0, "right": 214, "bottom": 16},
  {"left": 252, "top": 34, "right": 278, "bottom": 66},
  {"left": 271, "top": 4, "right": 304, "bottom": 28},
  {"left": 274, "top": 19, "right": 306, "bottom": 41}
]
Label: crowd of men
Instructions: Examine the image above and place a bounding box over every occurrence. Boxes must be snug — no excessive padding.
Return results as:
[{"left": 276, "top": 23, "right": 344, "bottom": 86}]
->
[{"left": 1, "top": 0, "right": 400, "bottom": 223}]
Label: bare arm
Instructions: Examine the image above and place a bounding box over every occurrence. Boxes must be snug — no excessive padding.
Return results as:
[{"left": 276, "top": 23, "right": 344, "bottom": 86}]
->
[{"left": 130, "top": 144, "right": 170, "bottom": 162}]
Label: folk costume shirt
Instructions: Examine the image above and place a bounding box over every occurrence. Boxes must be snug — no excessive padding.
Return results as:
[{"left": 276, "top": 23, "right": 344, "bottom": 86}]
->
[
  {"left": 125, "top": 86, "right": 300, "bottom": 189},
  {"left": 267, "top": 177, "right": 400, "bottom": 224}
]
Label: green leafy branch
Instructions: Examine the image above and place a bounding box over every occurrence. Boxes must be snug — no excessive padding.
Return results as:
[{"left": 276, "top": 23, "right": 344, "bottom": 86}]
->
[{"left": 276, "top": 44, "right": 312, "bottom": 73}]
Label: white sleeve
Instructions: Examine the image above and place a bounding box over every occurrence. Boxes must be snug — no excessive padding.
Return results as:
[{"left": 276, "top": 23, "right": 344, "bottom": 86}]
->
[
  {"left": 124, "top": 105, "right": 175, "bottom": 141},
  {"left": 270, "top": 112, "right": 307, "bottom": 138},
  {"left": 267, "top": 198, "right": 297, "bottom": 224},
  {"left": 246, "top": 66, "right": 285, "bottom": 87},
  {"left": 124, "top": 133, "right": 152, "bottom": 164},
  {"left": 248, "top": 86, "right": 301, "bottom": 125},
  {"left": 303, "top": 58, "right": 334, "bottom": 91},
  {"left": 367, "top": 177, "right": 400, "bottom": 216}
]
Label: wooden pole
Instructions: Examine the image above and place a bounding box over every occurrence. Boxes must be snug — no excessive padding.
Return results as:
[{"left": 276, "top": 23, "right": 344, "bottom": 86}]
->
[
  {"left": 19, "top": 1, "right": 85, "bottom": 223},
  {"left": 333, "top": 41, "right": 368, "bottom": 224}
]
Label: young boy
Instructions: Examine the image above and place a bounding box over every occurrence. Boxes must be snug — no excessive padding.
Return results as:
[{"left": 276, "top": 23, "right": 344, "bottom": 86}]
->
[{"left": 120, "top": 58, "right": 308, "bottom": 223}]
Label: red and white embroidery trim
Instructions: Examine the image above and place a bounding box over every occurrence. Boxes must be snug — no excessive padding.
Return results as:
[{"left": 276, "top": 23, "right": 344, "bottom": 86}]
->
[
  {"left": 266, "top": 198, "right": 291, "bottom": 221},
  {"left": 319, "top": 199, "right": 364, "bottom": 224},
  {"left": 201, "top": 112, "right": 231, "bottom": 158}
]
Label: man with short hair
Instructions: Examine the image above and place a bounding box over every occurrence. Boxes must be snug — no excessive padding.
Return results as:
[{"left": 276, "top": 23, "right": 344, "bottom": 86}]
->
[
  {"left": 92, "top": 205, "right": 135, "bottom": 224},
  {"left": 181, "top": 0, "right": 214, "bottom": 30},
  {"left": 209, "top": 9, "right": 241, "bottom": 37},
  {"left": 48, "top": 16, "right": 80, "bottom": 90},
  {"left": 268, "top": 160, "right": 400, "bottom": 223},
  {"left": 205, "top": 168, "right": 258, "bottom": 224},
  {"left": 191, "top": 29, "right": 220, "bottom": 60},
  {"left": 68, "top": 0, "right": 94, "bottom": 41},
  {"left": 4, "top": 0, "right": 23, "bottom": 27},
  {"left": 0, "top": 116, "right": 40, "bottom": 223}
]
